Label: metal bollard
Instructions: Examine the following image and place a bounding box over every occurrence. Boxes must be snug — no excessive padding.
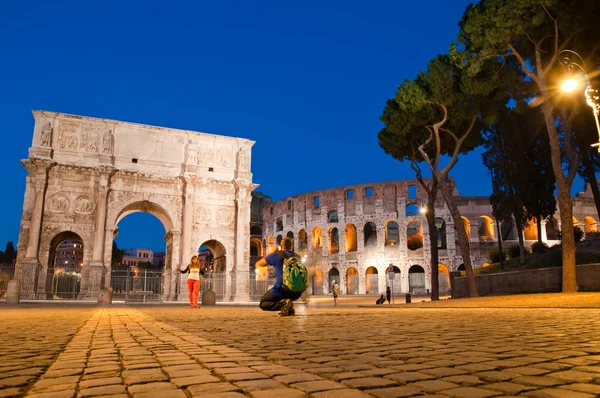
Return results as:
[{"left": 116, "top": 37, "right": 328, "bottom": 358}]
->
[{"left": 405, "top": 293, "right": 411, "bottom": 304}]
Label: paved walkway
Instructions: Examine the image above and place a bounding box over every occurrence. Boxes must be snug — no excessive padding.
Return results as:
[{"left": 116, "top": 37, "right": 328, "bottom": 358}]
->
[{"left": 2, "top": 293, "right": 600, "bottom": 397}]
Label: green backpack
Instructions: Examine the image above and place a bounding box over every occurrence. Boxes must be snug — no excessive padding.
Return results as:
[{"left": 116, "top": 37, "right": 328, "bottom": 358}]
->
[{"left": 278, "top": 251, "right": 309, "bottom": 292}]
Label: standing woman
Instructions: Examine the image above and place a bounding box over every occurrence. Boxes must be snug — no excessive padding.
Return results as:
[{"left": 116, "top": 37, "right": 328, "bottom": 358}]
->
[{"left": 179, "top": 255, "right": 204, "bottom": 308}]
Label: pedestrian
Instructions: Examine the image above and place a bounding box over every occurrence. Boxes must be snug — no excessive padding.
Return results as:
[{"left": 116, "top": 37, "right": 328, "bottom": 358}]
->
[
  {"left": 255, "top": 238, "right": 307, "bottom": 316},
  {"left": 386, "top": 285, "right": 391, "bottom": 304},
  {"left": 332, "top": 280, "right": 340, "bottom": 306},
  {"left": 178, "top": 255, "right": 204, "bottom": 308},
  {"left": 376, "top": 295, "right": 385, "bottom": 305}
]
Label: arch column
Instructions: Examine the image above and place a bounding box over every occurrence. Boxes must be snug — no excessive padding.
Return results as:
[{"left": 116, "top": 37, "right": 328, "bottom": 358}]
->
[
  {"left": 231, "top": 180, "right": 253, "bottom": 302},
  {"left": 166, "top": 230, "right": 182, "bottom": 301},
  {"left": 18, "top": 159, "right": 54, "bottom": 299}
]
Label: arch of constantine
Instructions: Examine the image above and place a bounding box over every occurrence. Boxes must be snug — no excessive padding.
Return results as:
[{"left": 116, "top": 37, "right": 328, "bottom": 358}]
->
[
  {"left": 15, "top": 111, "right": 256, "bottom": 301},
  {"left": 261, "top": 180, "right": 598, "bottom": 296}
]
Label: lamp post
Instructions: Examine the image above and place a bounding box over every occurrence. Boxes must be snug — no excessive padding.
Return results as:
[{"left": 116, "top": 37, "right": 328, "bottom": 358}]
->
[{"left": 559, "top": 49, "right": 600, "bottom": 151}]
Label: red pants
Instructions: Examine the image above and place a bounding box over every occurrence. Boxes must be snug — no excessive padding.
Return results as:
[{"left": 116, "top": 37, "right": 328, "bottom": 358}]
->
[{"left": 187, "top": 279, "right": 200, "bottom": 307}]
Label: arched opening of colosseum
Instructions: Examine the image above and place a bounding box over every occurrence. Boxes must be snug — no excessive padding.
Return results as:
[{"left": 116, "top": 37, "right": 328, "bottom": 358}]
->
[
  {"left": 365, "top": 266, "right": 378, "bottom": 294},
  {"left": 435, "top": 217, "right": 447, "bottom": 249},
  {"left": 385, "top": 220, "right": 400, "bottom": 247},
  {"left": 298, "top": 229, "right": 308, "bottom": 251},
  {"left": 45, "top": 231, "right": 84, "bottom": 300},
  {"left": 345, "top": 224, "right": 357, "bottom": 252},
  {"left": 457, "top": 264, "right": 465, "bottom": 271},
  {"left": 438, "top": 263, "right": 450, "bottom": 294},
  {"left": 250, "top": 238, "right": 262, "bottom": 257},
  {"left": 311, "top": 268, "right": 324, "bottom": 295},
  {"left": 386, "top": 265, "right": 401, "bottom": 292},
  {"left": 584, "top": 216, "right": 597, "bottom": 233},
  {"left": 276, "top": 219, "right": 283, "bottom": 231},
  {"left": 523, "top": 218, "right": 537, "bottom": 241},
  {"left": 276, "top": 234, "right": 283, "bottom": 248},
  {"left": 501, "top": 219, "right": 517, "bottom": 240},
  {"left": 328, "top": 267, "right": 340, "bottom": 292},
  {"left": 197, "top": 239, "right": 227, "bottom": 301},
  {"left": 408, "top": 265, "right": 426, "bottom": 294},
  {"left": 267, "top": 236, "right": 274, "bottom": 255},
  {"left": 328, "top": 227, "right": 340, "bottom": 254},
  {"left": 546, "top": 218, "right": 559, "bottom": 240},
  {"left": 328, "top": 210, "right": 339, "bottom": 223},
  {"left": 364, "top": 222, "right": 377, "bottom": 248},
  {"left": 462, "top": 216, "right": 471, "bottom": 239},
  {"left": 346, "top": 267, "right": 359, "bottom": 295},
  {"left": 406, "top": 220, "right": 423, "bottom": 250},
  {"left": 286, "top": 231, "right": 295, "bottom": 250},
  {"left": 250, "top": 225, "right": 262, "bottom": 236},
  {"left": 477, "top": 216, "right": 495, "bottom": 241},
  {"left": 406, "top": 203, "right": 420, "bottom": 217},
  {"left": 312, "top": 227, "right": 322, "bottom": 248}
]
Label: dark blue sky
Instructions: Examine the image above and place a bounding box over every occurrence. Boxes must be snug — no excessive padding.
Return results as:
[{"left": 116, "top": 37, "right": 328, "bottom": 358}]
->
[{"left": 0, "top": 1, "right": 588, "bottom": 253}]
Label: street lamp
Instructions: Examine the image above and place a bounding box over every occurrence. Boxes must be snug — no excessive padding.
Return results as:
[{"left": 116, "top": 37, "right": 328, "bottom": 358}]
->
[{"left": 559, "top": 49, "right": 600, "bottom": 150}]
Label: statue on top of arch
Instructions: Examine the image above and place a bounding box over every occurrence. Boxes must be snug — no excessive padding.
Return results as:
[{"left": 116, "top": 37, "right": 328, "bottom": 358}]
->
[{"left": 40, "top": 122, "right": 53, "bottom": 147}]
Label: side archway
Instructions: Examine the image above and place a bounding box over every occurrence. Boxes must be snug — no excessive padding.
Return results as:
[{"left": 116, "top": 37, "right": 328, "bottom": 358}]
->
[
  {"left": 346, "top": 267, "right": 359, "bottom": 295},
  {"left": 408, "top": 265, "right": 426, "bottom": 294},
  {"left": 345, "top": 224, "right": 357, "bottom": 252},
  {"left": 365, "top": 266, "right": 378, "bottom": 294}
]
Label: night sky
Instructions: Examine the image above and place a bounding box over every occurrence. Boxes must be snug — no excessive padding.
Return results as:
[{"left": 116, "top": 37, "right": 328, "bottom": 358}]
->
[{"left": 0, "top": 1, "right": 587, "bottom": 253}]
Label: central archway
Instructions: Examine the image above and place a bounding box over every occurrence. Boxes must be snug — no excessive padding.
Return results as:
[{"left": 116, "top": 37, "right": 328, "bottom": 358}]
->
[{"left": 196, "top": 239, "right": 227, "bottom": 301}]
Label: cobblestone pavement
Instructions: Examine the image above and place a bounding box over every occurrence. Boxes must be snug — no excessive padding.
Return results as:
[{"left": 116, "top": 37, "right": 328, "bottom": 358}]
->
[{"left": 2, "top": 295, "right": 600, "bottom": 397}]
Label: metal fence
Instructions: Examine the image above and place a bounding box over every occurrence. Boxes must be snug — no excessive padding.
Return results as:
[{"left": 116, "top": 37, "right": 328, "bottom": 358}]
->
[
  {"left": 0, "top": 264, "right": 15, "bottom": 299},
  {"left": 110, "top": 268, "right": 164, "bottom": 302},
  {"left": 48, "top": 270, "right": 81, "bottom": 299}
]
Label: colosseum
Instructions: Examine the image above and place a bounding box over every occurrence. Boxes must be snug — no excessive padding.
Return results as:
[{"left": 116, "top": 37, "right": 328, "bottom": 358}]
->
[{"left": 258, "top": 178, "right": 598, "bottom": 297}]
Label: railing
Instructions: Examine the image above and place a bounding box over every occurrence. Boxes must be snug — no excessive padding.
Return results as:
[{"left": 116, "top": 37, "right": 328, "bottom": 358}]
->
[
  {"left": 110, "top": 268, "right": 164, "bottom": 302},
  {"left": 0, "top": 264, "right": 15, "bottom": 299}
]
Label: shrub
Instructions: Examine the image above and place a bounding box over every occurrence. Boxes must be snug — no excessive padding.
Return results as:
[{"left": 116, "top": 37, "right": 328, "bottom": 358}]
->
[
  {"left": 531, "top": 241, "right": 549, "bottom": 253},
  {"left": 557, "top": 225, "right": 585, "bottom": 242},
  {"left": 486, "top": 247, "right": 506, "bottom": 263},
  {"left": 507, "top": 245, "right": 529, "bottom": 259},
  {"left": 585, "top": 231, "right": 600, "bottom": 239}
]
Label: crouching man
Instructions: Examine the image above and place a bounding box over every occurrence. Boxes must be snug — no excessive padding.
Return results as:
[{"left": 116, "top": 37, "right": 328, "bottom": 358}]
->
[{"left": 256, "top": 238, "right": 305, "bottom": 316}]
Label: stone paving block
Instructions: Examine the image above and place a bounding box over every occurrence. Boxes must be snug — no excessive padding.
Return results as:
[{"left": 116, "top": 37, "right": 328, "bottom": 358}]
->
[
  {"left": 40, "top": 369, "right": 83, "bottom": 379},
  {"left": 30, "top": 383, "right": 77, "bottom": 394},
  {"left": 234, "top": 379, "right": 285, "bottom": 391},
  {"left": 275, "top": 373, "right": 323, "bottom": 384},
  {"left": 0, "top": 375, "right": 34, "bottom": 387},
  {"left": 131, "top": 389, "right": 188, "bottom": 398},
  {"left": 475, "top": 370, "right": 521, "bottom": 382},
  {"left": 440, "top": 386, "right": 503, "bottom": 397},
  {"left": 171, "top": 375, "right": 220, "bottom": 387},
  {"left": 187, "top": 382, "right": 241, "bottom": 395},
  {"left": 505, "top": 366, "right": 548, "bottom": 376},
  {"left": 412, "top": 379, "right": 461, "bottom": 392},
  {"left": 122, "top": 362, "right": 160, "bottom": 370},
  {"left": 31, "top": 376, "right": 81, "bottom": 390},
  {"left": 189, "top": 393, "right": 246, "bottom": 398},
  {"left": 440, "top": 375, "right": 483, "bottom": 386},
  {"left": 561, "top": 383, "right": 600, "bottom": 394},
  {"left": 480, "top": 382, "right": 536, "bottom": 394},
  {"left": 342, "top": 377, "right": 398, "bottom": 389},
  {"left": 122, "top": 369, "right": 169, "bottom": 385},
  {"left": 311, "top": 389, "right": 372, "bottom": 398},
  {"left": 512, "top": 375, "right": 572, "bottom": 387},
  {"left": 290, "top": 380, "right": 347, "bottom": 393},
  {"left": 214, "top": 366, "right": 254, "bottom": 374},
  {"left": 80, "top": 371, "right": 119, "bottom": 380},
  {"left": 127, "top": 382, "right": 178, "bottom": 393},
  {"left": 0, "top": 388, "right": 21, "bottom": 397},
  {"left": 25, "top": 391, "right": 76, "bottom": 398},
  {"left": 223, "top": 372, "right": 270, "bottom": 382},
  {"left": 78, "top": 384, "right": 127, "bottom": 397},
  {"left": 391, "top": 363, "right": 436, "bottom": 372},
  {"left": 368, "top": 385, "right": 423, "bottom": 398},
  {"left": 165, "top": 368, "right": 212, "bottom": 378},
  {"left": 385, "top": 371, "right": 436, "bottom": 383},
  {"left": 522, "top": 388, "right": 595, "bottom": 397},
  {"left": 422, "top": 367, "right": 468, "bottom": 377},
  {"left": 549, "top": 370, "right": 598, "bottom": 382}
]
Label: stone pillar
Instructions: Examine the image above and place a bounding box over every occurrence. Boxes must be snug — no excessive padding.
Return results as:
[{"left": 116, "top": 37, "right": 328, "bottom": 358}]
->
[
  {"left": 540, "top": 220, "right": 548, "bottom": 241},
  {"left": 19, "top": 159, "right": 53, "bottom": 299},
  {"left": 88, "top": 169, "right": 114, "bottom": 296},
  {"left": 179, "top": 177, "right": 193, "bottom": 265},
  {"left": 231, "top": 180, "right": 251, "bottom": 302},
  {"left": 166, "top": 231, "right": 181, "bottom": 301}
]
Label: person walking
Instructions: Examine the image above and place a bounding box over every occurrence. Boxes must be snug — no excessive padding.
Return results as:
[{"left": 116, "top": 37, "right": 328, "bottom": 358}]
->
[
  {"left": 255, "top": 238, "right": 306, "bottom": 316},
  {"left": 386, "top": 285, "right": 391, "bottom": 304},
  {"left": 331, "top": 280, "right": 340, "bottom": 306},
  {"left": 179, "top": 255, "right": 204, "bottom": 308}
]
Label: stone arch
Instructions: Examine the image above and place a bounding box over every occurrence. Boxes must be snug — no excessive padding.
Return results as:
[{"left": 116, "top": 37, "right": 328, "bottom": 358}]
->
[
  {"left": 365, "top": 266, "right": 378, "bottom": 294},
  {"left": 276, "top": 234, "right": 283, "bottom": 246},
  {"left": 328, "top": 210, "right": 339, "bottom": 223},
  {"left": 461, "top": 216, "right": 471, "bottom": 239},
  {"left": 328, "top": 227, "right": 339, "bottom": 254},
  {"left": 406, "top": 219, "right": 423, "bottom": 250},
  {"left": 197, "top": 239, "right": 227, "bottom": 301},
  {"left": 584, "top": 216, "right": 597, "bottom": 233},
  {"left": 286, "top": 231, "right": 295, "bottom": 250},
  {"left": 546, "top": 217, "right": 559, "bottom": 240},
  {"left": 267, "top": 236, "right": 274, "bottom": 255},
  {"left": 276, "top": 219, "right": 283, "bottom": 231},
  {"left": 385, "top": 219, "right": 399, "bottom": 247},
  {"left": 110, "top": 200, "right": 175, "bottom": 233},
  {"left": 438, "top": 263, "right": 450, "bottom": 294},
  {"left": 523, "top": 218, "right": 537, "bottom": 241},
  {"left": 328, "top": 267, "right": 340, "bottom": 291},
  {"left": 501, "top": 219, "right": 517, "bottom": 240},
  {"left": 346, "top": 267, "right": 359, "bottom": 295},
  {"left": 457, "top": 264, "right": 465, "bottom": 271},
  {"left": 311, "top": 268, "right": 324, "bottom": 295},
  {"left": 45, "top": 231, "right": 85, "bottom": 300},
  {"left": 345, "top": 224, "right": 357, "bottom": 252},
  {"left": 250, "top": 237, "right": 262, "bottom": 257},
  {"left": 298, "top": 229, "right": 308, "bottom": 250},
  {"left": 478, "top": 216, "right": 494, "bottom": 241},
  {"left": 435, "top": 217, "right": 447, "bottom": 249},
  {"left": 312, "top": 226, "right": 322, "bottom": 248},
  {"left": 406, "top": 203, "right": 420, "bottom": 217},
  {"left": 408, "top": 265, "right": 426, "bottom": 294},
  {"left": 250, "top": 225, "right": 262, "bottom": 236},
  {"left": 364, "top": 222, "right": 377, "bottom": 247}
]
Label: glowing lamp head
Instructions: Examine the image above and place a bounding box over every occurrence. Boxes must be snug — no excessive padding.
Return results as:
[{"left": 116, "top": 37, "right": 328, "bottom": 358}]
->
[
  {"left": 561, "top": 78, "right": 578, "bottom": 93},
  {"left": 419, "top": 207, "right": 427, "bottom": 215}
]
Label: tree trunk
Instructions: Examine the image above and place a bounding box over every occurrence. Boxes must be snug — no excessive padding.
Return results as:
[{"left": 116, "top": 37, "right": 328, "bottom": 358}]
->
[
  {"left": 536, "top": 216, "right": 543, "bottom": 247},
  {"left": 437, "top": 176, "right": 478, "bottom": 297},
  {"left": 516, "top": 227, "right": 525, "bottom": 264},
  {"left": 495, "top": 217, "right": 504, "bottom": 270},
  {"left": 426, "top": 200, "right": 440, "bottom": 301},
  {"left": 541, "top": 102, "right": 577, "bottom": 292}
]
